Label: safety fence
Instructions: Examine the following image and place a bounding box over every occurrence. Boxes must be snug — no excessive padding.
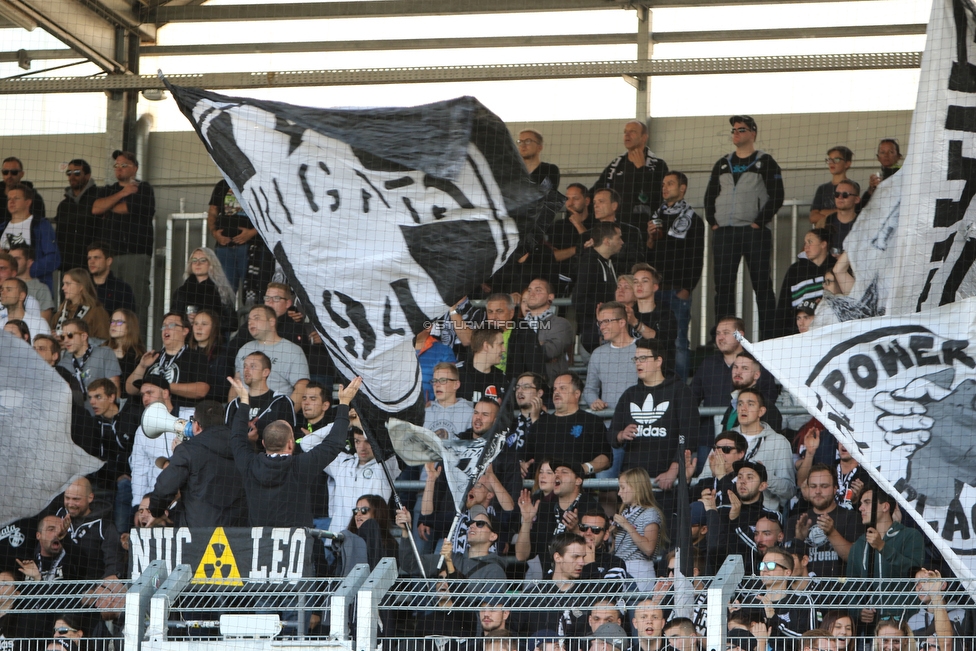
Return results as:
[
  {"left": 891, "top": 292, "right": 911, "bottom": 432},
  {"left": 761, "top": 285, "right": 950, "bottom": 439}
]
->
[{"left": 5, "top": 556, "right": 974, "bottom": 651}]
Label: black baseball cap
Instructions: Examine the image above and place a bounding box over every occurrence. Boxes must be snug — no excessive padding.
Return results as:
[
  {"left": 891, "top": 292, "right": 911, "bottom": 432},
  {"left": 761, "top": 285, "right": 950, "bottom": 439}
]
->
[
  {"left": 733, "top": 459, "right": 768, "bottom": 484},
  {"left": 134, "top": 374, "right": 169, "bottom": 391},
  {"left": 730, "top": 115, "right": 757, "bottom": 131},
  {"left": 795, "top": 299, "right": 818, "bottom": 316}
]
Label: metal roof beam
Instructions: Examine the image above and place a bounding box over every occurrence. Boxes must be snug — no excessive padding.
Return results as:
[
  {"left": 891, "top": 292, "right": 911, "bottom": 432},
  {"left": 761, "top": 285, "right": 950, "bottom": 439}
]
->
[
  {"left": 149, "top": 0, "right": 869, "bottom": 23},
  {"left": 0, "top": 52, "right": 921, "bottom": 94}
]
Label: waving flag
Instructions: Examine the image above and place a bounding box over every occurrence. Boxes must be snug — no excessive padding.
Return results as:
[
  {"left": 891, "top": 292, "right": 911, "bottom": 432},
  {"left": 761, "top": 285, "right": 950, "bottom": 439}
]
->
[
  {"left": 166, "top": 82, "right": 542, "bottom": 419},
  {"left": 0, "top": 335, "right": 103, "bottom": 525}
]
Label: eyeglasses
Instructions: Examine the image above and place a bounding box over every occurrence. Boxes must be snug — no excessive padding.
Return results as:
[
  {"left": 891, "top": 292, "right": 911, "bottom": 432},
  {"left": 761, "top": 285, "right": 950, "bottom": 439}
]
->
[
  {"left": 579, "top": 524, "right": 606, "bottom": 534},
  {"left": 263, "top": 295, "right": 287, "bottom": 303},
  {"left": 1, "top": 170, "right": 20, "bottom": 176},
  {"left": 110, "top": 320, "right": 126, "bottom": 326},
  {"left": 161, "top": 323, "right": 183, "bottom": 330},
  {"left": 730, "top": 128, "right": 751, "bottom": 134},
  {"left": 54, "top": 627, "right": 78, "bottom": 635},
  {"left": 825, "top": 157, "right": 847, "bottom": 164},
  {"left": 189, "top": 257, "right": 208, "bottom": 264},
  {"left": 714, "top": 445, "right": 737, "bottom": 454},
  {"left": 596, "top": 318, "right": 623, "bottom": 326},
  {"left": 352, "top": 506, "right": 371, "bottom": 515},
  {"left": 632, "top": 355, "right": 656, "bottom": 363},
  {"left": 757, "top": 561, "right": 787, "bottom": 571},
  {"left": 516, "top": 139, "right": 538, "bottom": 145},
  {"left": 833, "top": 191, "right": 855, "bottom": 199},
  {"left": 470, "top": 520, "right": 494, "bottom": 531},
  {"left": 65, "top": 170, "right": 84, "bottom": 177},
  {"left": 113, "top": 163, "right": 132, "bottom": 169},
  {"left": 431, "top": 378, "right": 457, "bottom": 385}
]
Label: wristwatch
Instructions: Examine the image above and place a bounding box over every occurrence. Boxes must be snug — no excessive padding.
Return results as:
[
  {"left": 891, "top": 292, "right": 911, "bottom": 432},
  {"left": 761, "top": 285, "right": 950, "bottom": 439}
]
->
[{"left": 583, "top": 462, "right": 594, "bottom": 476}]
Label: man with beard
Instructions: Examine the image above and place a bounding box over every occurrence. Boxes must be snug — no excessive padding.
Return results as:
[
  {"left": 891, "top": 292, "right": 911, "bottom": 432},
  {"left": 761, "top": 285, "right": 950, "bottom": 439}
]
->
[
  {"left": 512, "top": 372, "right": 548, "bottom": 482},
  {"left": 16, "top": 515, "right": 88, "bottom": 582},
  {"left": 55, "top": 159, "right": 98, "bottom": 273},
  {"left": 225, "top": 351, "right": 296, "bottom": 442},
  {"left": 515, "top": 461, "right": 602, "bottom": 575},
  {"left": 521, "top": 278, "right": 574, "bottom": 384},
  {"left": 786, "top": 464, "right": 861, "bottom": 578},
  {"left": 579, "top": 511, "right": 629, "bottom": 581},
  {"left": 719, "top": 352, "right": 782, "bottom": 433},
  {"left": 700, "top": 460, "right": 780, "bottom": 574},
  {"left": 52, "top": 477, "right": 123, "bottom": 580},
  {"left": 525, "top": 373, "right": 611, "bottom": 478}
]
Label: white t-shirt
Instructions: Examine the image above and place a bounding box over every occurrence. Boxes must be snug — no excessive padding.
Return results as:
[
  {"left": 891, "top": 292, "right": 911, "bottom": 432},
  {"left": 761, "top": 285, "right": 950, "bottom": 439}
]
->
[{"left": 1, "top": 217, "right": 32, "bottom": 249}]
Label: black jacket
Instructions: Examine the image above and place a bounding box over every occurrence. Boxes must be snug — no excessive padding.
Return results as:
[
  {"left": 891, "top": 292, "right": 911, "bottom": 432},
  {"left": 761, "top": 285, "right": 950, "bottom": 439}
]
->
[
  {"left": 172, "top": 276, "right": 234, "bottom": 330},
  {"left": 54, "top": 182, "right": 98, "bottom": 272},
  {"left": 149, "top": 424, "right": 248, "bottom": 528},
  {"left": 231, "top": 403, "right": 351, "bottom": 527},
  {"left": 573, "top": 248, "right": 618, "bottom": 352}
]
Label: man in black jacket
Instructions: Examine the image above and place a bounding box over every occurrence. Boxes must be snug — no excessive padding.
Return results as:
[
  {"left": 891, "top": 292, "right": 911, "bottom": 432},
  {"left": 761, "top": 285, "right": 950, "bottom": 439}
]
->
[
  {"left": 148, "top": 400, "right": 248, "bottom": 528},
  {"left": 227, "top": 375, "right": 360, "bottom": 527}
]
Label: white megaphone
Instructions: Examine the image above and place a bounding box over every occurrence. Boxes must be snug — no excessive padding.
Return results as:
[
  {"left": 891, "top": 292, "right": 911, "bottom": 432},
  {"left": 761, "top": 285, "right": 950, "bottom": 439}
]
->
[{"left": 141, "top": 402, "right": 194, "bottom": 441}]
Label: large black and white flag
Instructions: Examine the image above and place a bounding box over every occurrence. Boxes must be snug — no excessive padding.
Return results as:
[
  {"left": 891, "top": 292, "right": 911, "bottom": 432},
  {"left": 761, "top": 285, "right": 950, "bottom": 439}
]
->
[
  {"left": 815, "top": 0, "right": 976, "bottom": 328},
  {"left": 167, "top": 83, "right": 542, "bottom": 416},
  {"left": 743, "top": 300, "right": 976, "bottom": 580}
]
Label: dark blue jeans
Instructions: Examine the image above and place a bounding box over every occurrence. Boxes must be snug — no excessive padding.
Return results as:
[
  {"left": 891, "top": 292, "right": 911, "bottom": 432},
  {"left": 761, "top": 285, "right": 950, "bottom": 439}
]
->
[{"left": 656, "top": 289, "right": 692, "bottom": 381}]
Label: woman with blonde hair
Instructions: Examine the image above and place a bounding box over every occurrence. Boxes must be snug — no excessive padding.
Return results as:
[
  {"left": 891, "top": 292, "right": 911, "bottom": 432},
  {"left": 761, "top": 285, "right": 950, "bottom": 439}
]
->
[
  {"left": 103, "top": 308, "right": 146, "bottom": 384},
  {"left": 51, "top": 268, "right": 110, "bottom": 339},
  {"left": 612, "top": 466, "right": 667, "bottom": 590},
  {"left": 172, "top": 247, "right": 236, "bottom": 331}
]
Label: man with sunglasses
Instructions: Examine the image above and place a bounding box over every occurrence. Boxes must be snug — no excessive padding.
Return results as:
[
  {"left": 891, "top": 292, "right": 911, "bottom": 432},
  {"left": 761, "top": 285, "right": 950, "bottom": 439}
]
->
[
  {"left": 0, "top": 183, "right": 60, "bottom": 293},
  {"left": 580, "top": 511, "right": 629, "bottom": 581},
  {"left": 704, "top": 116, "right": 784, "bottom": 341},
  {"left": 395, "top": 506, "right": 506, "bottom": 580},
  {"left": 57, "top": 318, "right": 121, "bottom": 403},
  {"left": 53, "top": 158, "right": 99, "bottom": 273},
  {"left": 742, "top": 547, "right": 816, "bottom": 650},
  {"left": 1, "top": 157, "right": 45, "bottom": 221},
  {"left": 692, "top": 431, "right": 745, "bottom": 505},
  {"left": 809, "top": 146, "right": 855, "bottom": 226},
  {"left": 822, "top": 180, "right": 861, "bottom": 256}
]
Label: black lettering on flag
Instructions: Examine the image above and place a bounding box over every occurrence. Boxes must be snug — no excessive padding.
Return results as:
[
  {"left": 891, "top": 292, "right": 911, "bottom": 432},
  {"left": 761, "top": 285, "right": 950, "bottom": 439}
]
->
[
  {"left": 362, "top": 189, "right": 371, "bottom": 213},
  {"left": 298, "top": 164, "right": 318, "bottom": 212},
  {"left": 354, "top": 170, "right": 391, "bottom": 209},
  {"left": 910, "top": 335, "right": 942, "bottom": 366},
  {"left": 826, "top": 411, "right": 854, "bottom": 438},
  {"left": 402, "top": 197, "right": 420, "bottom": 224},
  {"left": 321, "top": 291, "right": 377, "bottom": 361},
  {"left": 943, "top": 498, "right": 970, "bottom": 540},
  {"left": 250, "top": 186, "right": 280, "bottom": 234},
  {"left": 874, "top": 341, "right": 915, "bottom": 377},
  {"left": 949, "top": 0, "right": 976, "bottom": 92},
  {"left": 821, "top": 369, "right": 854, "bottom": 408},
  {"left": 327, "top": 190, "right": 340, "bottom": 212},
  {"left": 199, "top": 109, "right": 256, "bottom": 191},
  {"left": 943, "top": 339, "right": 976, "bottom": 368},
  {"left": 319, "top": 161, "right": 331, "bottom": 175},
  {"left": 321, "top": 290, "right": 350, "bottom": 329},
  {"left": 423, "top": 174, "right": 475, "bottom": 209},
  {"left": 383, "top": 297, "right": 405, "bottom": 337},
  {"left": 399, "top": 220, "right": 501, "bottom": 306},
  {"left": 941, "top": 239, "right": 976, "bottom": 306},
  {"left": 272, "top": 179, "right": 294, "bottom": 225},
  {"left": 433, "top": 206, "right": 447, "bottom": 220},
  {"left": 946, "top": 105, "right": 976, "bottom": 132},
  {"left": 385, "top": 176, "right": 414, "bottom": 190},
  {"left": 389, "top": 278, "right": 430, "bottom": 336},
  {"left": 466, "top": 154, "right": 511, "bottom": 260},
  {"left": 933, "top": 142, "right": 976, "bottom": 228},
  {"left": 274, "top": 116, "right": 305, "bottom": 155}
]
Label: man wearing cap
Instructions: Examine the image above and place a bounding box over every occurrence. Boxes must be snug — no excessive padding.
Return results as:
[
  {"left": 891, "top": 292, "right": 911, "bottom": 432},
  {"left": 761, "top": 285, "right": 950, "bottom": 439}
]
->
[
  {"left": 593, "top": 120, "right": 669, "bottom": 231},
  {"left": 795, "top": 300, "right": 816, "bottom": 334},
  {"left": 92, "top": 150, "right": 155, "bottom": 333},
  {"left": 590, "top": 622, "right": 629, "bottom": 651},
  {"left": 515, "top": 461, "right": 602, "bottom": 575},
  {"left": 128, "top": 374, "right": 196, "bottom": 514},
  {"left": 700, "top": 459, "right": 780, "bottom": 574},
  {"left": 726, "top": 628, "right": 758, "bottom": 651},
  {"left": 395, "top": 506, "right": 506, "bottom": 580},
  {"left": 704, "top": 116, "right": 785, "bottom": 341}
]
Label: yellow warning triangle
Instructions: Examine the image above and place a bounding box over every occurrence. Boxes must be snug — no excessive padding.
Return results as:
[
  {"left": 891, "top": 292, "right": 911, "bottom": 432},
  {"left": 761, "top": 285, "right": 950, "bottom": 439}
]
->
[{"left": 193, "top": 527, "right": 244, "bottom": 586}]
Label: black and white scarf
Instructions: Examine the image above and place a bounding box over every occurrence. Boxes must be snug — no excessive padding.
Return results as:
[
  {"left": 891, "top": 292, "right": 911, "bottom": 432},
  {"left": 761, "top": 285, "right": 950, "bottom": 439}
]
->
[
  {"left": 54, "top": 303, "right": 89, "bottom": 336},
  {"left": 657, "top": 199, "right": 696, "bottom": 240}
]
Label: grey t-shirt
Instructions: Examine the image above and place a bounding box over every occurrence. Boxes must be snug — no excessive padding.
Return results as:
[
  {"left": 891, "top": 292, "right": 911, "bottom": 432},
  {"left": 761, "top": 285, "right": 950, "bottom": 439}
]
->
[
  {"left": 424, "top": 399, "right": 474, "bottom": 438},
  {"left": 236, "top": 338, "right": 310, "bottom": 394},
  {"left": 58, "top": 344, "right": 122, "bottom": 390},
  {"left": 25, "top": 278, "right": 55, "bottom": 312}
]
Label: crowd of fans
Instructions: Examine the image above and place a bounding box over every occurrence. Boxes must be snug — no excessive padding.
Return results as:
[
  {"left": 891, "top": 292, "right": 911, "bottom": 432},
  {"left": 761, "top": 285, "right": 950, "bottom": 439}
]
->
[{"left": 0, "top": 123, "right": 952, "bottom": 651}]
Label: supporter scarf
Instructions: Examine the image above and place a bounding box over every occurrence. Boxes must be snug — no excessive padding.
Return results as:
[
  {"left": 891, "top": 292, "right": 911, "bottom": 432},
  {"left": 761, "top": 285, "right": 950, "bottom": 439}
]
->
[
  {"left": 523, "top": 307, "right": 554, "bottom": 333},
  {"left": 54, "top": 303, "right": 89, "bottom": 336},
  {"left": 71, "top": 344, "right": 94, "bottom": 396},
  {"left": 658, "top": 200, "right": 697, "bottom": 240}
]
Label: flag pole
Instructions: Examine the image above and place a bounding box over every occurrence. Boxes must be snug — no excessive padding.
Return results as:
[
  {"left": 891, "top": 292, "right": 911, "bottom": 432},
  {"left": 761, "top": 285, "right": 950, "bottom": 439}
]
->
[{"left": 353, "top": 394, "right": 427, "bottom": 579}]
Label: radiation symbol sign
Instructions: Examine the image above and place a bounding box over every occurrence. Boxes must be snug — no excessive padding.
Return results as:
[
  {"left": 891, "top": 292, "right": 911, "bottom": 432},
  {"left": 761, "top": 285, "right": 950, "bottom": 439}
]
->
[{"left": 193, "top": 527, "right": 243, "bottom": 585}]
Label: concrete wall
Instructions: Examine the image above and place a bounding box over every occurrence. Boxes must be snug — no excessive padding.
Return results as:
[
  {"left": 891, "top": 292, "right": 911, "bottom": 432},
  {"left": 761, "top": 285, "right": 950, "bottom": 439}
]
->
[{"left": 0, "top": 109, "right": 912, "bottom": 348}]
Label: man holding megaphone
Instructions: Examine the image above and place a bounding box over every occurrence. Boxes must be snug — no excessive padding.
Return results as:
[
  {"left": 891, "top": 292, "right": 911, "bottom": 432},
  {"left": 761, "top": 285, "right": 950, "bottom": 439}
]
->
[{"left": 226, "top": 374, "right": 363, "bottom": 528}]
